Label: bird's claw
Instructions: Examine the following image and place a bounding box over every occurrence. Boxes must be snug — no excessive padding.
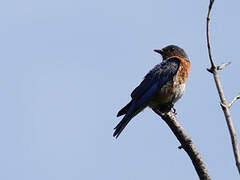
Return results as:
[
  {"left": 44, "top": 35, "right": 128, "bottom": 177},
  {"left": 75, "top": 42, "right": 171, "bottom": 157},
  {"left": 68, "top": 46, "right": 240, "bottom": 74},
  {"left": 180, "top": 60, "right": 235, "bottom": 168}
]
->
[{"left": 172, "top": 107, "right": 177, "bottom": 115}]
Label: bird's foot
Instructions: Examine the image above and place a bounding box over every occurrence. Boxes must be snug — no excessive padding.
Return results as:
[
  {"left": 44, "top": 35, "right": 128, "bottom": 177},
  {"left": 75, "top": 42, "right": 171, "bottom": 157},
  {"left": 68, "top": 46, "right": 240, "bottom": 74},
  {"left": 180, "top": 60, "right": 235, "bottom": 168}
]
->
[
  {"left": 171, "top": 107, "right": 177, "bottom": 115},
  {"left": 156, "top": 103, "right": 173, "bottom": 113}
]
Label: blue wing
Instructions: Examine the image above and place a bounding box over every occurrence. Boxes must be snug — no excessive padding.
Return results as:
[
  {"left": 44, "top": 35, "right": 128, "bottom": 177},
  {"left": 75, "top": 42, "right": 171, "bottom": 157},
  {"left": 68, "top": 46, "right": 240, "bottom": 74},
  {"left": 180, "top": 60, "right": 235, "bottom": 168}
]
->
[
  {"left": 114, "top": 57, "right": 181, "bottom": 138},
  {"left": 131, "top": 58, "right": 180, "bottom": 99}
]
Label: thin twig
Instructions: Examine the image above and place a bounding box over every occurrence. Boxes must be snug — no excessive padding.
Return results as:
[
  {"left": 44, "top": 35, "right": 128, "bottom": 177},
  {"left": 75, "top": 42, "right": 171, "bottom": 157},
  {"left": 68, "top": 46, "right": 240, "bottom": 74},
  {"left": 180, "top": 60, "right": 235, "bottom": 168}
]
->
[
  {"left": 229, "top": 93, "right": 240, "bottom": 108},
  {"left": 206, "top": 0, "right": 216, "bottom": 71},
  {"left": 206, "top": 0, "right": 240, "bottom": 174},
  {"left": 217, "top": 62, "right": 231, "bottom": 70},
  {"left": 153, "top": 110, "right": 211, "bottom": 180}
]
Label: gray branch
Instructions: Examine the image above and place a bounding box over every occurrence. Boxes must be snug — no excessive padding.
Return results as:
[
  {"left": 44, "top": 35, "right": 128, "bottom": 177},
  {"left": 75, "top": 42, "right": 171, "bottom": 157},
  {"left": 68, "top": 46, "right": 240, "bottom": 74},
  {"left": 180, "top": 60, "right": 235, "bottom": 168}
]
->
[
  {"left": 206, "top": 0, "right": 240, "bottom": 174},
  {"left": 228, "top": 93, "right": 240, "bottom": 108},
  {"left": 153, "top": 109, "right": 211, "bottom": 180}
]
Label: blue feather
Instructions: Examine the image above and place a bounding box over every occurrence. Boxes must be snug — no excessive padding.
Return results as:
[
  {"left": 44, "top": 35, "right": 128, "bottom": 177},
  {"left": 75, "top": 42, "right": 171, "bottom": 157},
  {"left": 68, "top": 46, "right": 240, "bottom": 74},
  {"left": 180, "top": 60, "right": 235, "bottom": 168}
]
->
[{"left": 114, "top": 57, "right": 181, "bottom": 138}]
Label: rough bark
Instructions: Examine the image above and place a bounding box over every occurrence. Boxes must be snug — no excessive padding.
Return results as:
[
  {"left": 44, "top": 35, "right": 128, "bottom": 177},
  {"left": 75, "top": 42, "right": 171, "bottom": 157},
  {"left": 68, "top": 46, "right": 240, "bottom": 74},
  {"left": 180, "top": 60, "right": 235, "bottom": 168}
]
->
[{"left": 153, "top": 109, "right": 211, "bottom": 180}]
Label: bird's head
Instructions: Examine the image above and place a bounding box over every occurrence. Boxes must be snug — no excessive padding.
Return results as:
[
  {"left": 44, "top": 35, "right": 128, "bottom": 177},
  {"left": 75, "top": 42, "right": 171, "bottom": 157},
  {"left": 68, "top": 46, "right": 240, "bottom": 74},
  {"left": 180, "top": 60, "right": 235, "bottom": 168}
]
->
[{"left": 154, "top": 45, "right": 188, "bottom": 60}]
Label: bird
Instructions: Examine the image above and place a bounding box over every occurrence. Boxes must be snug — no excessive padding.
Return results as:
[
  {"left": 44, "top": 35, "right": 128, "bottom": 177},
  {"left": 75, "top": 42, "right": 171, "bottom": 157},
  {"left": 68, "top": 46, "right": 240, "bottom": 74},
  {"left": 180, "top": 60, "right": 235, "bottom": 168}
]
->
[{"left": 113, "top": 45, "right": 190, "bottom": 138}]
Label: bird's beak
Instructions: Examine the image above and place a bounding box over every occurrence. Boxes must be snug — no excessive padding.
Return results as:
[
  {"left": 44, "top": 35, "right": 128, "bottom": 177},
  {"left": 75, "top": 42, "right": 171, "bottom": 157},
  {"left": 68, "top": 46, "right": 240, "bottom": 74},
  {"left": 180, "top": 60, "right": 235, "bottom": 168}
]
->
[{"left": 154, "top": 49, "right": 163, "bottom": 55}]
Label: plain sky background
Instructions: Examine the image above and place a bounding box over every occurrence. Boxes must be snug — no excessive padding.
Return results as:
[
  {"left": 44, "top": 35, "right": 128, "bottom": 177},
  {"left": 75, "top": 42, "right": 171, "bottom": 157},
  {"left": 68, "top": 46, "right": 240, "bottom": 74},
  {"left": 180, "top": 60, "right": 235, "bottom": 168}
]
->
[{"left": 1, "top": 0, "right": 240, "bottom": 179}]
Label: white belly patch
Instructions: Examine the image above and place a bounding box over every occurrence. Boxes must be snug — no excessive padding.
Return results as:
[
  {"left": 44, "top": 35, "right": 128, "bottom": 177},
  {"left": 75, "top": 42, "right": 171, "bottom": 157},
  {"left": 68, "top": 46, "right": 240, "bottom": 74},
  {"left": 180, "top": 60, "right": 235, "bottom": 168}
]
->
[{"left": 172, "top": 83, "right": 185, "bottom": 103}]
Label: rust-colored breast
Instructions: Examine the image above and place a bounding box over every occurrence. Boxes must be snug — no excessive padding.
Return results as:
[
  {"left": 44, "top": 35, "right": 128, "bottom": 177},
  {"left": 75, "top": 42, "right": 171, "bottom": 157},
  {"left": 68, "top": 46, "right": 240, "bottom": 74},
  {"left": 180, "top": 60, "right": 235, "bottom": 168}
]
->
[
  {"left": 174, "top": 57, "right": 190, "bottom": 84},
  {"left": 156, "top": 57, "right": 190, "bottom": 104}
]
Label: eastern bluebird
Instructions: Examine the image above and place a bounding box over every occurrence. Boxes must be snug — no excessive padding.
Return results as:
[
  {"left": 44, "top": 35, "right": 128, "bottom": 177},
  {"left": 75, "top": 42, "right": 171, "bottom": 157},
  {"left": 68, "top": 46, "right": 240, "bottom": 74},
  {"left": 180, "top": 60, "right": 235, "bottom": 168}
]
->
[{"left": 113, "top": 45, "right": 190, "bottom": 138}]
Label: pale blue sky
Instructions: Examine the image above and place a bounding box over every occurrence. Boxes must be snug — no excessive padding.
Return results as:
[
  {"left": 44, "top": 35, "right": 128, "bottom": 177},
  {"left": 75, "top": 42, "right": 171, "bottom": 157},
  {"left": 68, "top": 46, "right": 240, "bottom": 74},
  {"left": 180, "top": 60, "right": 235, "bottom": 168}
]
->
[{"left": 1, "top": 0, "right": 240, "bottom": 179}]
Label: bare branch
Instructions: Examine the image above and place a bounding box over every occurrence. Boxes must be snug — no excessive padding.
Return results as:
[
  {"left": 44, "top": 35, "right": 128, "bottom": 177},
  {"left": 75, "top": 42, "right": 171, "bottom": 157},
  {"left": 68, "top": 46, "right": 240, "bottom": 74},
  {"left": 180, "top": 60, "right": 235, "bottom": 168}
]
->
[
  {"left": 229, "top": 93, "right": 240, "bottom": 108},
  {"left": 206, "top": 0, "right": 240, "bottom": 174},
  {"left": 206, "top": 0, "right": 216, "bottom": 70},
  {"left": 153, "top": 110, "right": 211, "bottom": 180},
  {"left": 217, "top": 62, "right": 231, "bottom": 70}
]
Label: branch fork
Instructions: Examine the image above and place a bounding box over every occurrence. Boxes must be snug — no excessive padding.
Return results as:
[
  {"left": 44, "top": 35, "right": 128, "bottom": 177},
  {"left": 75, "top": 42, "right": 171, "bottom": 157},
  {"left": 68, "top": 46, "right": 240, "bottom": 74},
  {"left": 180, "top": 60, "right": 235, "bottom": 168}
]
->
[{"left": 207, "top": 61, "right": 231, "bottom": 73}]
